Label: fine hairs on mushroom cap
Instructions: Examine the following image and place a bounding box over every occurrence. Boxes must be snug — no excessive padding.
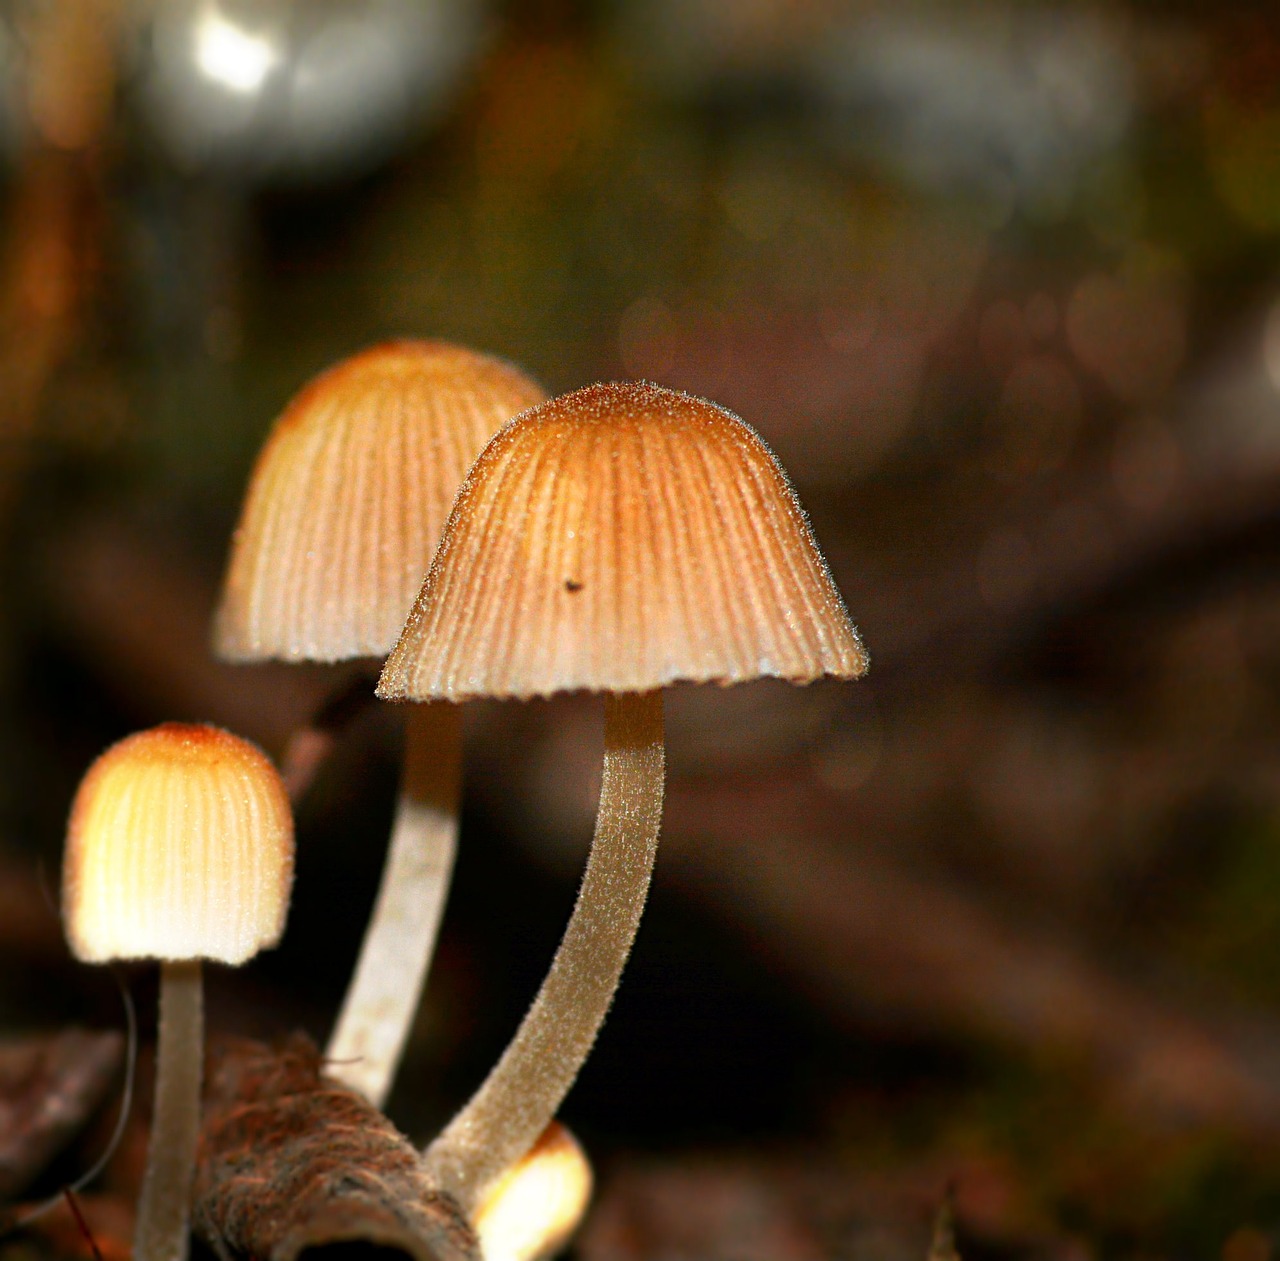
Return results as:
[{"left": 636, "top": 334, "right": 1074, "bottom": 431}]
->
[
  {"left": 64, "top": 723, "right": 294, "bottom": 1261},
  {"left": 213, "top": 339, "right": 547, "bottom": 1109},
  {"left": 380, "top": 381, "right": 866, "bottom": 1214}
]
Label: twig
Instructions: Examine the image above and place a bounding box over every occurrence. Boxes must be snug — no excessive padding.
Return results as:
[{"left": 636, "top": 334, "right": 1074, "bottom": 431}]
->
[{"left": 193, "top": 1035, "right": 479, "bottom": 1261}]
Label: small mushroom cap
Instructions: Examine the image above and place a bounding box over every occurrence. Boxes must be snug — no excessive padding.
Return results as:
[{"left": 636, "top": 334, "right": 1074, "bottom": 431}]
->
[
  {"left": 214, "top": 340, "right": 547, "bottom": 663},
  {"left": 379, "top": 381, "right": 867, "bottom": 701},
  {"left": 63, "top": 724, "right": 295, "bottom": 965},
  {"left": 473, "top": 1122, "right": 593, "bottom": 1261}
]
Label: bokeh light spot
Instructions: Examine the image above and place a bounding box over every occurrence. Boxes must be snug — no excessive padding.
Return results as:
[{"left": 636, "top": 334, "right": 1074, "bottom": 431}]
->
[{"left": 193, "top": 4, "right": 280, "bottom": 95}]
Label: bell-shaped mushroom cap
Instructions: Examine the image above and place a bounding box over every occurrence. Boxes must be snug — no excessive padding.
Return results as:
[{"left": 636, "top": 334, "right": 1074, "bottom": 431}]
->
[
  {"left": 214, "top": 340, "right": 547, "bottom": 663},
  {"left": 379, "top": 381, "right": 867, "bottom": 701},
  {"left": 63, "top": 724, "right": 294, "bottom": 966}
]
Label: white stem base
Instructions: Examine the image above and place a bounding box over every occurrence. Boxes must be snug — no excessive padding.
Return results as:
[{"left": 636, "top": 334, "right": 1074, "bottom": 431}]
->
[{"left": 325, "top": 701, "right": 462, "bottom": 1107}]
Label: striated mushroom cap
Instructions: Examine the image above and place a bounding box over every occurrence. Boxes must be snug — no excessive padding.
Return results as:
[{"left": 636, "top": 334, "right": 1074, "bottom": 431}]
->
[
  {"left": 379, "top": 381, "right": 867, "bottom": 701},
  {"left": 215, "top": 340, "right": 547, "bottom": 663},
  {"left": 63, "top": 724, "right": 295, "bottom": 965}
]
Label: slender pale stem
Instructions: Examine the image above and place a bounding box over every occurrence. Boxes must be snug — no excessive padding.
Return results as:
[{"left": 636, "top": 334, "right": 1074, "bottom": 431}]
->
[
  {"left": 135, "top": 960, "right": 203, "bottom": 1261},
  {"left": 421, "top": 690, "right": 664, "bottom": 1216},
  {"left": 326, "top": 701, "right": 462, "bottom": 1107}
]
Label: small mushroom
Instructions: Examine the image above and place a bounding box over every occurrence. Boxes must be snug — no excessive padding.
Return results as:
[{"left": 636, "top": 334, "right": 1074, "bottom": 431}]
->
[
  {"left": 379, "top": 381, "right": 867, "bottom": 1213},
  {"left": 62, "top": 723, "right": 294, "bottom": 1261},
  {"left": 472, "top": 1122, "right": 592, "bottom": 1261},
  {"left": 214, "top": 339, "right": 545, "bottom": 1108}
]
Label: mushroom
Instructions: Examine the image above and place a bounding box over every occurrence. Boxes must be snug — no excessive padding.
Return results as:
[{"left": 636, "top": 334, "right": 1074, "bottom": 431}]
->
[
  {"left": 214, "top": 339, "right": 545, "bottom": 1107},
  {"left": 472, "top": 1122, "right": 592, "bottom": 1261},
  {"left": 62, "top": 723, "right": 294, "bottom": 1261},
  {"left": 378, "top": 380, "right": 867, "bottom": 1213}
]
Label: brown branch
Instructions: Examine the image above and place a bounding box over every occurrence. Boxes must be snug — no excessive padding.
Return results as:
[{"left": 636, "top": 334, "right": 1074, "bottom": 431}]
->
[
  {"left": 280, "top": 673, "right": 379, "bottom": 804},
  {"left": 194, "top": 1035, "right": 479, "bottom": 1261}
]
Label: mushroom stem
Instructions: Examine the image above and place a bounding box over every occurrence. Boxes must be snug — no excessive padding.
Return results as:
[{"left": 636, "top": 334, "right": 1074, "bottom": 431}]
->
[
  {"left": 326, "top": 701, "right": 462, "bottom": 1106},
  {"left": 421, "top": 690, "right": 664, "bottom": 1214},
  {"left": 135, "top": 959, "right": 203, "bottom": 1261}
]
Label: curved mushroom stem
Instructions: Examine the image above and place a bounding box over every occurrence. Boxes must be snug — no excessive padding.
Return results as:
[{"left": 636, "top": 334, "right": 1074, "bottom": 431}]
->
[
  {"left": 421, "top": 690, "right": 664, "bottom": 1215},
  {"left": 135, "top": 960, "right": 203, "bottom": 1261},
  {"left": 326, "top": 701, "right": 462, "bottom": 1107}
]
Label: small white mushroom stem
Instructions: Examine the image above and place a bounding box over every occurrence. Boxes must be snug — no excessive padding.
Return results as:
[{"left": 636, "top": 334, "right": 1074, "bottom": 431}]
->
[
  {"left": 326, "top": 700, "right": 462, "bottom": 1107},
  {"left": 421, "top": 689, "right": 664, "bottom": 1216},
  {"left": 135, "top": 959, "right": 203, "bottom": 1261}
]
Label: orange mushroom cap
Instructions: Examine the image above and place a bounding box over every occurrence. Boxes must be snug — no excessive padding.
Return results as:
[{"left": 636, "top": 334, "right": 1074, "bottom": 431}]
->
[
  {"left": 379, "top": 381, "right": 867, "bottom": 701},
  {"left": 215, "top": 340, "right": 547, "bottom": 663},
  {"left": 63, "top": 724, "right": 294, "bottom": 965}
]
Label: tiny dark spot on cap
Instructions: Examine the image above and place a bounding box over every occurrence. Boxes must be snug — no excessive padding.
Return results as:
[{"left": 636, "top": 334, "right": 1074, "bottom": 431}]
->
[{"left": 565, "top": 579, "right": 583, "bottom": 593}]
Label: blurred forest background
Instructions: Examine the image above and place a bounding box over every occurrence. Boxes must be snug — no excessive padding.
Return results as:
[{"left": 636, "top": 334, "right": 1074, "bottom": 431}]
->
[{"left": 2, "top": 0, "right": 1280, "bottom": 1257}]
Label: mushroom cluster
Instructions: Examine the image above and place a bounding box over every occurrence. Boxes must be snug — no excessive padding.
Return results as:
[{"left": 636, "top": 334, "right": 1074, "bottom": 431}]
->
[
  {"left": 214, "top": 339, "right": 545, "bottom": 1108},
  {"left": 60, "top": 353, "right": 865, "bottom": 1261}
]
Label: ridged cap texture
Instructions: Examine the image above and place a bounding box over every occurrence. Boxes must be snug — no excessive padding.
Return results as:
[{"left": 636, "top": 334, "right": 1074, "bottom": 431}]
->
[
  {"left": 215, "top": 340, "right": 547, "bottom": 662},
  {"left": 63, "top": 724, "right": 295, "bottom": 965},
  {"left": 379, "top": 381, "right": 867, "bottom": 700}
]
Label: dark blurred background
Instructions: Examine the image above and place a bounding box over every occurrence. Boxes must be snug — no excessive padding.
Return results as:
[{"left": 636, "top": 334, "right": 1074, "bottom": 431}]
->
[{"left": 3, "top": 1, "right": 1280, "bottom": 1257}]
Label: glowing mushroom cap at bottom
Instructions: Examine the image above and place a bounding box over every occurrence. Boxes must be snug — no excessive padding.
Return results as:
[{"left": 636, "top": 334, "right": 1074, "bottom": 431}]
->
[
  {"left": 62, "top": 723, "right": 294, "bottom": 966},
  {"left": 378, "top": 380, "right": 867, "bottom": 701}
]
